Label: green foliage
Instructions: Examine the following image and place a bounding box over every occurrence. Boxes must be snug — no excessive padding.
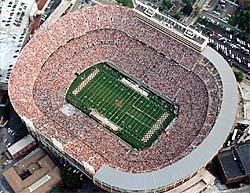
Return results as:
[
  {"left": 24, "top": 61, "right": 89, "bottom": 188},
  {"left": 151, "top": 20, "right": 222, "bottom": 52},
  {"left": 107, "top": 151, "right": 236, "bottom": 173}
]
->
[
  {"left": 182, "top": 0, "right": 191, "bottom": 4},
  {"left": 182, "top": 0, "right": 193, "bottom": 16},
  {"left": 50, "top": 187, "right": 62, "bottom": 193},
  {"left": 173, "top": 11, "right": 182, "bottom": 20},
  {"left": 60, "top": 169, "right": 83, "bottom": 190},
  {"left": 117, "top": 0, "right": 134, "bottom": 8},
  {"left": 237, "top": 6, "right": 250, "bottom": 33},
  {"left": 234, "top": 71, "right": 244, "bottom": 82},
  {"left": 229, "top": 6, "right": 250, "bottom": 33},
  {"left": 194, "top": 7, "right": 201, "bottom": 16},
  {"left": 49, "top": 186, "right": 74, "bottom": 193},
  {"left": 228, "top": 16, "right": 237, "bottom": 26},
  {"left": 159, "top": 0, "right": 173, "bottom": 12}
]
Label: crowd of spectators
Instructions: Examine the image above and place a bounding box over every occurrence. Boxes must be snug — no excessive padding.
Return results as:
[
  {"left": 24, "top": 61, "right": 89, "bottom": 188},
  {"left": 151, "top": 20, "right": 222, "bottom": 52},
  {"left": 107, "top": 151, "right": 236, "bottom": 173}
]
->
[{"left": 9, "top": 5, "right": 223, "bottom": 174}]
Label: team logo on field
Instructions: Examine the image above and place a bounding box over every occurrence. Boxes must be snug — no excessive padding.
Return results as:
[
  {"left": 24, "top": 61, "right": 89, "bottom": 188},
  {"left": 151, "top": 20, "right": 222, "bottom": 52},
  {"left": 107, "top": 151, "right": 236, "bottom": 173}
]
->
[{"left": 115, "top": 99, "right": 123, "bottom": 107}]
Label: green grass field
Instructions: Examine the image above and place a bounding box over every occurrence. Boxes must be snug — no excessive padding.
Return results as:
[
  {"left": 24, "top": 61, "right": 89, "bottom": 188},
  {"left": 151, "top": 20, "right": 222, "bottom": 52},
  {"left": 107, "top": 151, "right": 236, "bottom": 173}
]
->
[{"left": 66, "top": 62, "right": 175, "bottom": 149}]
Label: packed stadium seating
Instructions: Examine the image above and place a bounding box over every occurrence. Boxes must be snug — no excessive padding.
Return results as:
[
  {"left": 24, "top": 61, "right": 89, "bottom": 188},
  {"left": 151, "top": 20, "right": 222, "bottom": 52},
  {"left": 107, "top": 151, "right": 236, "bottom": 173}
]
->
[{"left": 9, "top": 5, "right": 223, "bottom": 173}]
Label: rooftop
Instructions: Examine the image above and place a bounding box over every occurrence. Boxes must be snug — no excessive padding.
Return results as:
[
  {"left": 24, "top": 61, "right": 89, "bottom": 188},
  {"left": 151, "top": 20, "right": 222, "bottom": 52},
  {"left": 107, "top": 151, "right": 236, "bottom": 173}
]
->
[
  {"left": 218, "top": 140, "right": 250, "bottom": 183},
  {"left": 7, "top": 134, "right": 36, "bottom": 156},
  {"left": 3, "top": 148, "right": 61, "bottom": 193},
  {"left": 134, "top": 0, "right": 209, "bottom": 50}
]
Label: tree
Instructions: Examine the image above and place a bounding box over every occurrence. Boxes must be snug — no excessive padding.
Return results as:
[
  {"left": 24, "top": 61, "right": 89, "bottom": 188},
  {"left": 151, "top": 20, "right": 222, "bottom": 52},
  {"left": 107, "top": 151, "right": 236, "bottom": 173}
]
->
[
  {"left": 237, "top": 6, "right": 250, "bottom": 33},
  {"left": 234, "top": 71, "right": 244, "bottom": 82},
  {"left": 60, "top": 169, "right": 83, "bottom": 190},
  {"left": 228, "top": 16, "right": 237, "bottom": 26},
  {"left": 116, "top": 0, "right": 134, "bottom": 8},
  {"left": 182, "top": 0, "right": 193, "bottom": 16},
  {"left": 173, "top": 11, "right": 182, "bottom": 20},
  {"left": 194, "top": 6, "right": 201, "bottom": 16},
  {"left": 50, "top": 187, "right": 62, "bottom": 193},
  {"left": 229, "top": 6, "right": 250, "bottom": 33},
  {"left": 159, "top": 0, "right": 173, "bottom": 12},
  {"left": 182, "top": 4, "right": 193, "bottom": 16}
]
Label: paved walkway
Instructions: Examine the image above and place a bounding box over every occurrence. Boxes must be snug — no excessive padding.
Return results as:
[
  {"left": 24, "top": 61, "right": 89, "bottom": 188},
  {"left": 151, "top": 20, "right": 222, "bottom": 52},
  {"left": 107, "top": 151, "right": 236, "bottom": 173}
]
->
[{"left": 239, "top": 79, "right": 250, "bottom": 121}]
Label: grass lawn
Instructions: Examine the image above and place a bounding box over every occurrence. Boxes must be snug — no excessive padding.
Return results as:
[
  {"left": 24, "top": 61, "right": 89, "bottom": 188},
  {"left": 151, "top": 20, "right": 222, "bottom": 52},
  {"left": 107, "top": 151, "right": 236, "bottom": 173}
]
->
[{"left": 117, "top": 0, "right": 134, "bottom": 8}]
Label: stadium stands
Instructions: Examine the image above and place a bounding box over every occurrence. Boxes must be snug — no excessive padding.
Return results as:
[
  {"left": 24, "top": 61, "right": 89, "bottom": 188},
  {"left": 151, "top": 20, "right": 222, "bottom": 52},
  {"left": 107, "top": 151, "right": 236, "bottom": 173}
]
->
[{"left": 8, "top": 5, "right": 237, "bottom": 192}]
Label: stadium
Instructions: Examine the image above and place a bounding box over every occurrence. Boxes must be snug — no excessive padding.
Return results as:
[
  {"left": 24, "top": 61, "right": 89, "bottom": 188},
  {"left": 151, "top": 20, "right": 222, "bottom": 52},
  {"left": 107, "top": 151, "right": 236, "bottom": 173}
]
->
[{"left": 9, "top": 4, "right": 238, "bottom": 193}]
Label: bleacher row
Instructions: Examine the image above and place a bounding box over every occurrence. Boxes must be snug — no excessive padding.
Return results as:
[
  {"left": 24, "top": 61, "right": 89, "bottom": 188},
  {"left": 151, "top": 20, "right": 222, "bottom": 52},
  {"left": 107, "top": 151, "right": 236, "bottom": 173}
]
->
[
  {"left": 142, "top": 111, "right": 169, "bottom": 143},
  {"left": 9, "top": 5, "right": 223, "bottom": 174},
  {"left": 72, "top": 68, "right": 99, "bottom": 95}
]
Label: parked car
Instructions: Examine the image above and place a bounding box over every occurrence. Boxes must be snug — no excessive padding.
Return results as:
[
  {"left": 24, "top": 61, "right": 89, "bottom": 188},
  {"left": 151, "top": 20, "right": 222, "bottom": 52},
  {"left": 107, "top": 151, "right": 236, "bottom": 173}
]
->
[{"left": 6, "top": 143, "right": 11, "bottom": 147}]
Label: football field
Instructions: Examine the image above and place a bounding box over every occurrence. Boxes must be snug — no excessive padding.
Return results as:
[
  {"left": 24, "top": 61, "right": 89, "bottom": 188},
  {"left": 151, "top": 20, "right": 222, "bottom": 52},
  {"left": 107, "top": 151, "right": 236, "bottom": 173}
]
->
[{"left": 66, "top": 62, "right": 175, "bottom": 149}]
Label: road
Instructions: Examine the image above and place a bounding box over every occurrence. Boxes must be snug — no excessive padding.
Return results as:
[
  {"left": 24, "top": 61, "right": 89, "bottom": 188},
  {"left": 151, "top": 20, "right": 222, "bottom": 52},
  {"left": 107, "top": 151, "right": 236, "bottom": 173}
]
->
[
  {"left": 221, "top": 186, "right": 250, "bottom": 193},
  {"left": 0, "top": 175, "right": 13, "bottom": 193},
  {"left": 193, "top": 11, "right": 250, "bottom": 75},
  {"left": 205, "top": 0, "right": 220, "bottom": 11},
  {"left": 201, "top": 10, "right": 243, "bottom": 33},
  {"left": 207, "top": 38, "right": 250, "bottom": 75}
]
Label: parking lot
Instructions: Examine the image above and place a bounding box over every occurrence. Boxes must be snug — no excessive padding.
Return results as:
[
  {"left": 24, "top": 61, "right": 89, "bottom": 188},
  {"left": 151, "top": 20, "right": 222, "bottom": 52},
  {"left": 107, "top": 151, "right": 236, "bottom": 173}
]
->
[{"left": 193, "top": 16, "right": 250, "bottom": 75}]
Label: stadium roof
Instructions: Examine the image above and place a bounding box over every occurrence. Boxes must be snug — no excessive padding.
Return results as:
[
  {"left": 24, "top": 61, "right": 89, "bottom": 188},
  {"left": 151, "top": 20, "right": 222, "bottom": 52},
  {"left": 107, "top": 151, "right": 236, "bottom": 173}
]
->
[
  {"left": 93, "top": 46, "right": 238, "bottom": 191},
  {"left": 134, "top": 1, "right": 209, "bottom": 49}
]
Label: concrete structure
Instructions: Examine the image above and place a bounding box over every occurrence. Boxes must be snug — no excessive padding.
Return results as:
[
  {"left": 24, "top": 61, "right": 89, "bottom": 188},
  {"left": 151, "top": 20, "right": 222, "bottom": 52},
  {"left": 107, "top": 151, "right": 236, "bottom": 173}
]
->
[{"left": 166, "top": 169, "right": 215, "bottom": 193}]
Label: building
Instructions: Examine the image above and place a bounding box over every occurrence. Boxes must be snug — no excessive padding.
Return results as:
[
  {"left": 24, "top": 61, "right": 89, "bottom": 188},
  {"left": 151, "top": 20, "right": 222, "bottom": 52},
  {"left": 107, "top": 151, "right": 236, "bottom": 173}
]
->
[
  {"left": 0, "top": 0, "right": 88, "bottom": 91},
  {"left": 6, "top": 134, "right": 37, "bottom": 160},
  {"left": 218, "top": 140, "right": 250, "bottom": 185},
  {"left": 8, "top": 5, "right": 238, "bottom": 193},
  {"left": 3, "top": 148, "right": 61, "bottom": 193},
  {"left": 0, "top": 0, "right": 38, "bottom": 90}
]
